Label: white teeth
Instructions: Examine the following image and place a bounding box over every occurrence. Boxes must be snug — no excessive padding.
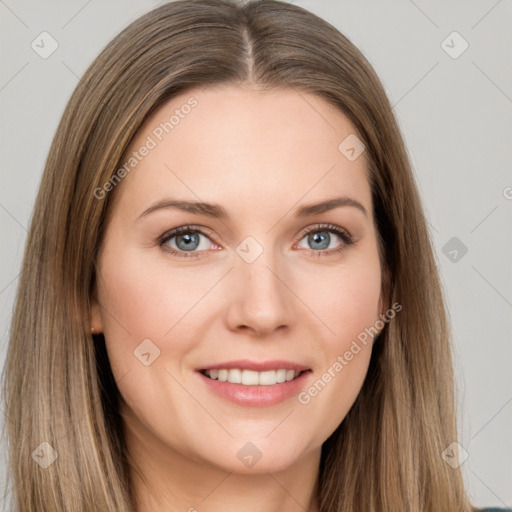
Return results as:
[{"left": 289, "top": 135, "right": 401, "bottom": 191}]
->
[
  {"left": 242, "top": 370, "right": 259, "bottom": 385},
  {"left": 229, "top": 368, "right": 242, "bottom": 384},
  {"left": 203, "top": 368, "right": 302, "bottom": 385},
  {"left": 258, "top": 370, "right": 276, "bottom": 385},
  {"left": 276, "top": 369, "right": 286, "bottom": 383}
]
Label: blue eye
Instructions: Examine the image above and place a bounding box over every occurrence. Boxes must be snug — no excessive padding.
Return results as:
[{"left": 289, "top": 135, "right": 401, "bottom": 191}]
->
[
  {"left": 295, "top": 224, "right": 354, "bottom": 257},
  {"left": 159, "top": 225, "right": 215, "bottom": 258},
  {"left": 158, "top": 223, "right": 354, "bottom": 259}
]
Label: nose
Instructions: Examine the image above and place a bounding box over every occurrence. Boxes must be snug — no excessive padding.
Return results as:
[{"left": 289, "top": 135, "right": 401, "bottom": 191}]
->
[{"left": 224, "top": 251, "right": 295, "bottom": 337}]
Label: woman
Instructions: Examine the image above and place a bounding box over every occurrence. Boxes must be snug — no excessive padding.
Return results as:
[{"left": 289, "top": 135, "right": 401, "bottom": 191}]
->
[{"left": 1, "top": 0, "right": 505, "bottom": 510}]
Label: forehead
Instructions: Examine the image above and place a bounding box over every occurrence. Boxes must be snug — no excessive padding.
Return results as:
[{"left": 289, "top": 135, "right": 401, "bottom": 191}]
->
[{"left": 112, "top": 85, "right": 372, "bottom": 221}]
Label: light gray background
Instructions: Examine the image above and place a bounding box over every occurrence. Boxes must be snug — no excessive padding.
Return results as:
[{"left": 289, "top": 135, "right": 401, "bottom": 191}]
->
[{"left": 1, "top": 0, "right": 511, "bottom": 508}]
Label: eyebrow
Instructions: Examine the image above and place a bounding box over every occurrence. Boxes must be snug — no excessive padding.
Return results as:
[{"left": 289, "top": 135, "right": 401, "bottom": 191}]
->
[{"left": 135, "top": 195, "right": 368, "bottom": 221}]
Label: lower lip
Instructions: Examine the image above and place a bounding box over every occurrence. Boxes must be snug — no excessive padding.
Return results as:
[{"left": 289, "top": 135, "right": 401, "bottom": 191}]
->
[{"left": 198, "top": 370, "right": 312, "bottom": 407}]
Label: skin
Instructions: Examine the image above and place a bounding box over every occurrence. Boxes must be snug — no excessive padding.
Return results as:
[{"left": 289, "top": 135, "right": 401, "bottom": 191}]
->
[{"left": 91, "top": 84, "right": 384, "bottom": 512}]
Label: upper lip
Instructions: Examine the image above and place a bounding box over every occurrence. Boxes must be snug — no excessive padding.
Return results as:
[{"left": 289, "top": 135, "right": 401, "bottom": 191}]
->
[{"left": 198, "top": 359, "right": 310, "bottom": 372}]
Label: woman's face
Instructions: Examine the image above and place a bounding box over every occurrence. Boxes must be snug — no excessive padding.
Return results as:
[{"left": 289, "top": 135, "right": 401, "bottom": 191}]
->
[{"left": 91, "top": 85, "right": 384, "bottom": 474}]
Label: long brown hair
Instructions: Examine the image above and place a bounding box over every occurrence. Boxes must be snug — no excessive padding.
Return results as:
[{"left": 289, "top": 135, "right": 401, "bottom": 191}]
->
[{"left": 1, "top": 1, "right": 475, "bottom": 510}]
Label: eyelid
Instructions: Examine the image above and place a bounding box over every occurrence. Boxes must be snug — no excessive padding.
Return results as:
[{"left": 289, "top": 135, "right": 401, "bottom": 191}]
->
[
  {"left": 157, "top": 224, "right": 216, "bottom": 246},
  {"left": 158, "top": 224, "right": 219, "bottom": 259},
  {"left": 158, "top": 222, "right": 354, "bottom": 258},
  {"left": 298, "top": 223, "right": 352, "bottom": 241}
]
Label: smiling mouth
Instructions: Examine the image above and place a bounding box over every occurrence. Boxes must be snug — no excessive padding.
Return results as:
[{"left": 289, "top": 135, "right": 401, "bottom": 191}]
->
[{"left": 200, "top": 368, "right": 307, "bottom": 386}]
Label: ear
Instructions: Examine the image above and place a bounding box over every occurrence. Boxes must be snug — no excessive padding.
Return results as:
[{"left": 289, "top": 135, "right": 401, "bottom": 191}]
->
[
  {"left": 379, "top": 264, "right": 392, "bottom": 317},
  {"left": 90, "top": 280, "right": 104, "bottom": 333},
  {"left": 378, "top": 294, "right": 386, "bottom": 318},
  {"left": 375, "top": 265, "right": 392, "bottom": 340}
]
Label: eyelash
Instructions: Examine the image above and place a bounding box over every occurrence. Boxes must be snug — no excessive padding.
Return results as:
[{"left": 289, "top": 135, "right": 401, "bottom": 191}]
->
[{"left": 158, "top": 223, "right": 354, "bottom": 259}]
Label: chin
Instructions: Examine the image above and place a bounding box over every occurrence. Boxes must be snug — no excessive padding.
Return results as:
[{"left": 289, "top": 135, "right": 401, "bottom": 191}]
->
[{"left": 198, "top": 435, "right": 318, "bottom": 475}]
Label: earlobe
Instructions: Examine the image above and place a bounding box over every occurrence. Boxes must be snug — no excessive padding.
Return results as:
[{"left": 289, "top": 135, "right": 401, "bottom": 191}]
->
[
  {"left": 378, "top": 294, "right": 387, "bottom": 319},
  {"left": 376, "top": 293, "right": 389, "bottom": 340},
  {"left": 89, "top": 284, "right": 104, "bottom": 333},
  {"left": 379, "top": 265, "right": 392, "bottom": 318}
]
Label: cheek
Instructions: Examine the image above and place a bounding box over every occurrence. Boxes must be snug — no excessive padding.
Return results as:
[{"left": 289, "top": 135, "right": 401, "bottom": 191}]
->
[
  {"left": 96, "top": 239, "right": 235, "bottom": 396},
  {"left": 328, "top": 266, "right": 381, "bottom": 342},
  {"left": 301, "top": 243, "right": 382, "bottom": 346},
  {"left": 294, "top": 244, "right": 381, "bottom": 437},
  {"left": 97, "top": 243, "right": 211, "bottom": 339},
  {"left": 95, "top": 245, "right": 213, "bottom": 432}
]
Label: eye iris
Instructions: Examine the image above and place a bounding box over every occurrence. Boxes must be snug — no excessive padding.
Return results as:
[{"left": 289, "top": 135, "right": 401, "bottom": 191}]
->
[
  {"left": 176, "top": 232, "right": 200, "bottom": 251},
  {"left": 168, "top": 228, "right": 339, "bottom": 253},
  {"left": 308, "top": 231, "right": 330, "bottom": 250}
]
